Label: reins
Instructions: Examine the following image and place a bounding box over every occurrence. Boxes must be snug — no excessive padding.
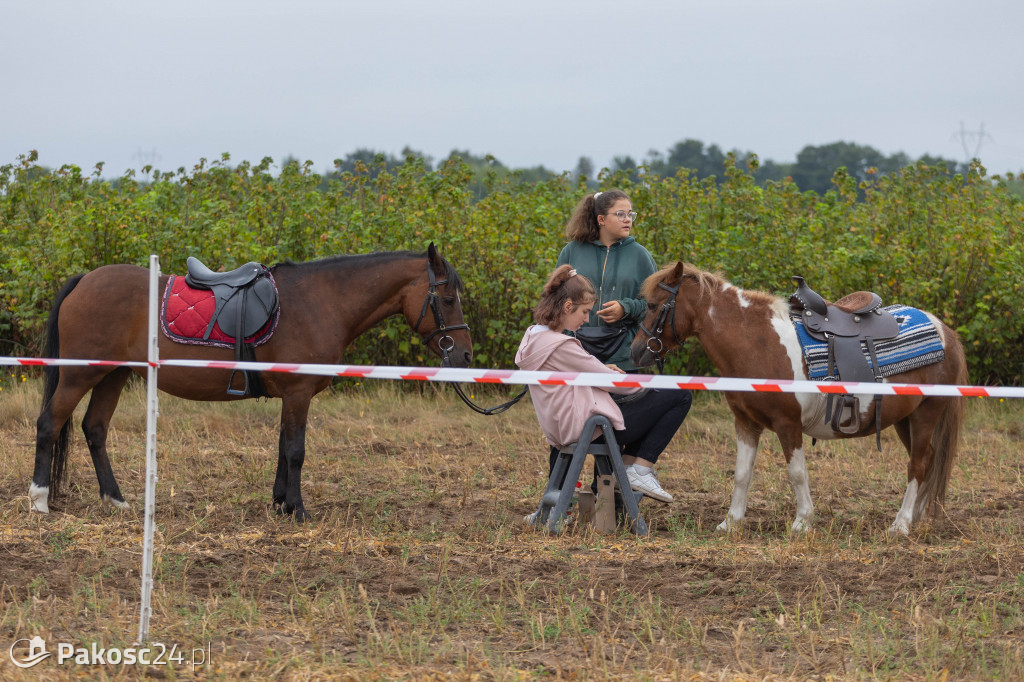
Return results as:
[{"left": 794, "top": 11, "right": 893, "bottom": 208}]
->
[
  {"left": 417, "top": 259, "right": 528, "bottom": 416},
  {"left": 449, "top": 382, "right": 528, "bottom": 416}
]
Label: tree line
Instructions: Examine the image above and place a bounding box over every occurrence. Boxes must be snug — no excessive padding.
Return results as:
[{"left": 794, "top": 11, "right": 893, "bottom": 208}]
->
[{"left": 315, "top": 138, "right": 977, "bottom": 198}]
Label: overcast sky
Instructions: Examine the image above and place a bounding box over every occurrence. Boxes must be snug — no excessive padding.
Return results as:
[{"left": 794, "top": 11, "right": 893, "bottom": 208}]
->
[{"left": 3, "top": 0, "right": 1022, "bottom": 178}]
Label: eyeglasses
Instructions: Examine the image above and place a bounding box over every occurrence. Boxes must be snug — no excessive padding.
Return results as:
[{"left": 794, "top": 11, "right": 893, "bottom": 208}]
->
[{"left": 607, "top": 210, "right": 638, "bottom": 222}]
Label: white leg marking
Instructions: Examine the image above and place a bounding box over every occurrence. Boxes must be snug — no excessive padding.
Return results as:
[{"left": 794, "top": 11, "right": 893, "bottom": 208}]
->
[
  {"left": 102, "top": 493, "right": 130, "bottom": 510},
  {"left": 718, "top": 438, "right": 758, "bottom": 532},
  {"left": 787, "top": 447, "right": 814, "bottom": 532},
  {"left": 889, "top": 479, "right": 919, "bottom": 535},
  {"left": 29, "top": 484, "right": 50, "bottom": 513}
]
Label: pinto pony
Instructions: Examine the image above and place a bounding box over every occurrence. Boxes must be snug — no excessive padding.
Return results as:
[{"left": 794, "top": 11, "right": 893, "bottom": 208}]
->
[
  {"left": 30, "top": 245, "right": 473, "bottom": 521},
  {"left": 631, "top": 262, "right": 967, "bottom": 535}
]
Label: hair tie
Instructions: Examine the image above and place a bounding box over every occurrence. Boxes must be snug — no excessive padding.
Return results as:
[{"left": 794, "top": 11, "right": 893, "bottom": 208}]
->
[
  {"left": 569, "top": 269, "right": 577, "bottom": 277},
  {"left": 593, "top": 192, "right": 602, "bottom": 201}
]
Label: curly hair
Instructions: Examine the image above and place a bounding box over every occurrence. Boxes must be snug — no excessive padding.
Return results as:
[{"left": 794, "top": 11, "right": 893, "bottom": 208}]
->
[
  {"left": 564, "top": 189, "right": 631, "bottom": 243},
  {"left": 533, "top": 264, "right": 596, "bottom": 327}
]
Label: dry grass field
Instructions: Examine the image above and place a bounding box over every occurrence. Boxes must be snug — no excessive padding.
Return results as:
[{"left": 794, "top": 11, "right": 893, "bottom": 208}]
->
[{"left": 1, "top": 376, "right": 1022, "bottom": 680}]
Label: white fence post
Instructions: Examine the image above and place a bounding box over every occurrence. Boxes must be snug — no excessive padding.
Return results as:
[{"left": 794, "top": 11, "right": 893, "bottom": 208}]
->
[{"left": 138, "top": 255, "right": 160, "bottom": 643}]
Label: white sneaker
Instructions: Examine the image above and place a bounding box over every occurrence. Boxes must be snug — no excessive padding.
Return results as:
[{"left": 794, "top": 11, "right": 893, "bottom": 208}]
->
[
  {"left": 626, "top": 466, "right": 674, "bottom": 503},
  {"left": 523, "top": 511, "right": 540, "bottom": 526}
]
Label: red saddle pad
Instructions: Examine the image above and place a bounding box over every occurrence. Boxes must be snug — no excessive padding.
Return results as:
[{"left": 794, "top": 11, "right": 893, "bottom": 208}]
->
[{"left": 161, "top": 274, "right": 277, "bottom": 348}]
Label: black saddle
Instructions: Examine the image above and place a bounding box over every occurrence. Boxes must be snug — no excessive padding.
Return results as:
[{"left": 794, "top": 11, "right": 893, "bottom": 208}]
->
[
  {"left": 186, "top": 257, "right": 266, "bottom": 289},
  {"left": 790, "top": 276, "right": 899, "bottom": 447},
  {"left": 185, "top": 257, "right": 279, "bottom": 396}
]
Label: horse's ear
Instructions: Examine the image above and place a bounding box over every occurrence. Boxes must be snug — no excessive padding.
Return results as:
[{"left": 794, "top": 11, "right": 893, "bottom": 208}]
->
[
  {"left": 666, "top": 261, "right": 685, "bottom": 285},
  {"left": 427, "top": 242, "right": 441, "bottom": 265}
]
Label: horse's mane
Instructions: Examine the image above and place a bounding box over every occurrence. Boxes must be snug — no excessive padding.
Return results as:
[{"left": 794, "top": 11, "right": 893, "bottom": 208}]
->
[
  {"left": 272, "top": 250, "right": 464, "bottom": 291},
  {"left": 641, "top": 262, "right": 776, "bottom": 306}
]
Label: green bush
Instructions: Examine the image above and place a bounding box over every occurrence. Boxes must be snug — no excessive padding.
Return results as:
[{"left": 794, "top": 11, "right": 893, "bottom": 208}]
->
[{"left": 2, "top": 151, "right": 1021, "bottom": 384}]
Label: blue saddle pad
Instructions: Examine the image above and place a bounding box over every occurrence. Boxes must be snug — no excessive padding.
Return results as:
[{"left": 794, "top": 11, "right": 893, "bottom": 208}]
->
[{"left": 792, "top": 304, "right": 946, "bottom": 379}]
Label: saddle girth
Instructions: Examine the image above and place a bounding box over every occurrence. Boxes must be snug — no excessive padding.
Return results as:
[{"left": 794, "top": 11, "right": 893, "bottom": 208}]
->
[{"left": 790, "top": 276, "right": 899, "bottom": 449}]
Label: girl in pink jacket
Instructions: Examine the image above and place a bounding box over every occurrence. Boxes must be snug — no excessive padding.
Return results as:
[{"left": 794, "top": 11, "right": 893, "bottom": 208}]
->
[{"left": 515, "top": 265, "right": 691, "bottom": 511}]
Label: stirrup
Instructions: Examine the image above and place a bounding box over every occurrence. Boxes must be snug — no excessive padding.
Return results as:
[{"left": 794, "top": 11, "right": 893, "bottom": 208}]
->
[{"left": 829, "top": 395, "right": 863, "bottom": 435}]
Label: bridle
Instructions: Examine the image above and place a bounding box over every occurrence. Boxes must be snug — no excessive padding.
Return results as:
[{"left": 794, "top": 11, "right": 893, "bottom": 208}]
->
[
  {"left": 638, "top": 276, "right": 686, "bottom": 357},
  {"left": 415, "top": 259, "right": 527, "bottom": 416},
  {"left": 413, "top": 259, "right": 470, "bottom": 365}
]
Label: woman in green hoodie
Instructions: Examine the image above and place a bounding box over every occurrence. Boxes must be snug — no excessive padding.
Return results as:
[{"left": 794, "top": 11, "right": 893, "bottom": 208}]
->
[
  {"left": 540, "top": 190, "right": 688, "bottom": 508},
  {"left": 556, "top": 189, "right": 656, "bottom": 372}
]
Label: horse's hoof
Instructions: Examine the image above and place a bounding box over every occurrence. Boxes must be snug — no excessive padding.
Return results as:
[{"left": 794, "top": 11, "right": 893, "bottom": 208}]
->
[
  {"left": 102, "top": 494, "right": 130, "bottom": 510},
  {"left": 790, "top": 517, "right": 813, "bottom": 533},
  {"left": 28, "top": 484, "right": 50, "bottom": 513},
  {"left": 273, "top": 501, "right": 310, "bottom": 522},
  {"left": 715, "top": 517, "right": 741, "bottom": 533},
  {"left": 887, "top": 522, "right": 911, "bottom": 537}
]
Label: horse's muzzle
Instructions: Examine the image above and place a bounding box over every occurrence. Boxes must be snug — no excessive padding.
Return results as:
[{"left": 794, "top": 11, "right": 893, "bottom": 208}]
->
[
  {"left": 630, "top": 340, "right": 657, "bottom": 369},
  {"left": 440, "top": 345, "right": 473, "bottom": 368}
]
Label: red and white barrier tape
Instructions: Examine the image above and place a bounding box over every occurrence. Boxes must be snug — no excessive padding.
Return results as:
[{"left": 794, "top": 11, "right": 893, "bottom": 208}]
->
[{"left": 2, "top": 355, "right": 1021, "bottom": 399}]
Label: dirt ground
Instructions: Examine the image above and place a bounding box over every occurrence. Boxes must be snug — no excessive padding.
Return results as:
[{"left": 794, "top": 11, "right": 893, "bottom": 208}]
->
[{"left": 1, "top": 381, "right": 1023, "bottom": 680}]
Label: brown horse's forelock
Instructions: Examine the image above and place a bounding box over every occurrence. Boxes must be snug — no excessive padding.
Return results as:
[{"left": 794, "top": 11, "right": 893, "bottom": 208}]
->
[{"left": 272, "top": 251, "right": 464, "bottom": 292}]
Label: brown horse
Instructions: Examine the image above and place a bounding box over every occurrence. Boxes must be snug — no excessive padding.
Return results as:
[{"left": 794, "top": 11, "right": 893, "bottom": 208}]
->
[
  {"left": 29, "top": 244, "right": 472, "bottom": 521},
  {"left": 630, "top": 262, "right": 967, "bottom": 535}
]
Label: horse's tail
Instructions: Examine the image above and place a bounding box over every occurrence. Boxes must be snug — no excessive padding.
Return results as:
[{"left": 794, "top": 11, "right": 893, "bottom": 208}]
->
[
  {"left": 43, "top": 274, "right": 85, "bottom": 498},
  {"left": 920, "top": 323, "right": 968, "bottom": 516}
]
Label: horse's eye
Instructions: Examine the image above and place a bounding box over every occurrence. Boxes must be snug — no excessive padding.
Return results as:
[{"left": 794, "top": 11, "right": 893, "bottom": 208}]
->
[
  {"left": 443, "top": 297, "right": 456, "bottom": 307},
  {"left": 647, "top": 302, "right": 658, "bottom": 312}
]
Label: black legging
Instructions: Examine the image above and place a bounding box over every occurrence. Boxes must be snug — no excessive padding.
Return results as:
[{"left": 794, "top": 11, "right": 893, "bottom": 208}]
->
[{"left": 547, "top": 388, "right": 692, "bottom": 475}]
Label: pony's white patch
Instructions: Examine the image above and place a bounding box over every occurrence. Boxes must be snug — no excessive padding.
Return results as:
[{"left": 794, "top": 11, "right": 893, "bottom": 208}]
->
[
  {"left": 102, "top": 493, "right": 130, "bottom": 510},
  {"left": 718, "top": 437, "right": 758, "bottom": 531},
  {"left": 787, "top": 447, "right": 814, "bottom": 532},
  {"left": 769, "top": 301, "right": 803, "bottom": 380},
  {"left": 890, "top": 478, "right": 919, "bottom": 535},
  {"left": 851, "top": 393, "right": 878, "bottom": 425},
  {"left": 722, "top": 282, "right": 752, "bottom": 308},
  {"left": 29, "top": 484, "right": 49, "bottom": 513},
  {"left": 769, "top": 303, "right": 836, "bottom": 440},
  {"left": 924, "top": 312, "right": 946, "bottom": 350}
]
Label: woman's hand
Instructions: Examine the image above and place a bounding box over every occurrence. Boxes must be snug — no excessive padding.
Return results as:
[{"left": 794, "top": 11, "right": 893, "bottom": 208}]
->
[
  {"left": 597, "top": 300, "right": 624, "bottom": 323},
  {"left": 605, "top": 363, "right": 625, "bottom": 374}
]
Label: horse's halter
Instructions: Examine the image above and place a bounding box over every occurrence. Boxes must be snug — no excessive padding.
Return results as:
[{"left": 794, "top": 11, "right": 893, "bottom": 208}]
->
[
  {"left": 413, "top": 259, "right": 470, "bottom": 367},
  {"left": 638, "top": 277, "right": 685, "bottom": 356}
]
